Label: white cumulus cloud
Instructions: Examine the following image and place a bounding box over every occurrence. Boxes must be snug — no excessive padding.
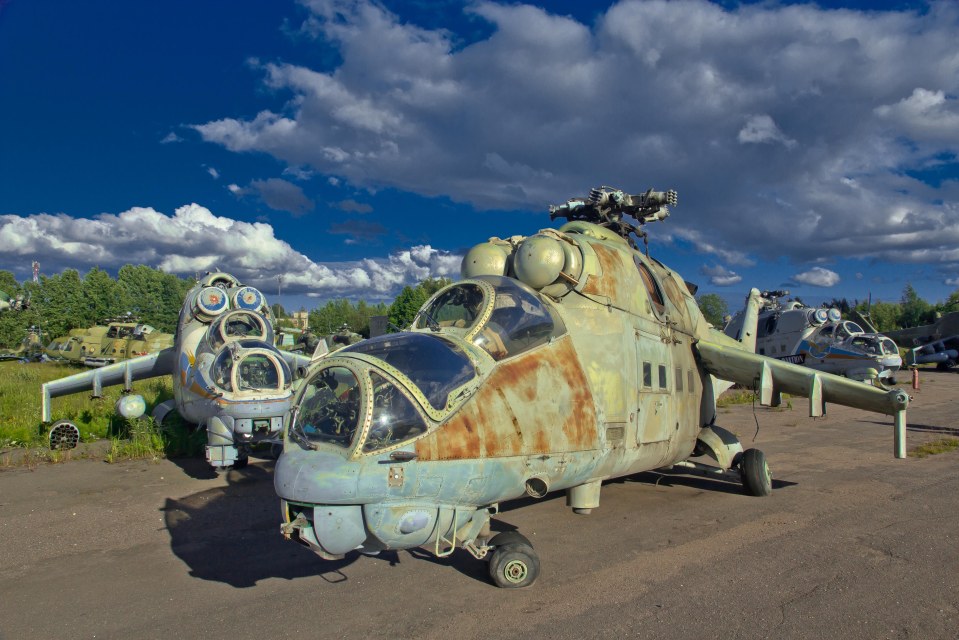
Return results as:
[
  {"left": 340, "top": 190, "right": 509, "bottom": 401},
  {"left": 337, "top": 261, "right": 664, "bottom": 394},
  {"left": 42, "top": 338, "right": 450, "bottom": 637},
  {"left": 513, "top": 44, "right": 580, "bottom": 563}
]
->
[
  {"left": 0, "top": 205, "right": 460, "bottom": 298},
  {"left": 793, "top": 266, "right": 840, "bottom": 287},
  {"left": 700, "top": 263, "right": 742, "bottom": 286},
  {"left": 191, "top": 0, "right": 959, "bottom": 269}
]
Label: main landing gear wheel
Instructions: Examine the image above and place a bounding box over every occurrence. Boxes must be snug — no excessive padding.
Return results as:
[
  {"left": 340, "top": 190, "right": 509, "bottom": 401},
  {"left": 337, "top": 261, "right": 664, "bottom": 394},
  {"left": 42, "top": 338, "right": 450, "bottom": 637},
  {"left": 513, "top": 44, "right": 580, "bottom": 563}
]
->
[
  {"left": 49, "top": 420, "right": 80, "bottom": 450},
  {"left": 740, "top": 448, "right": 772, "bottom": 497},
  {"left": 487, "top": 531, "right": 540, "bottom": 588}
]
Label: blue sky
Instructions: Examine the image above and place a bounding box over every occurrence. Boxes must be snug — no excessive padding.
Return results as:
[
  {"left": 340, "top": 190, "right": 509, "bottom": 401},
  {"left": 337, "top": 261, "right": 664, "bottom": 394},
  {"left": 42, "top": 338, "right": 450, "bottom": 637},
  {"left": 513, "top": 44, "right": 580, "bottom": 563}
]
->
[{"left": 1, "top": 0, "right": 958, "bottom": 312}]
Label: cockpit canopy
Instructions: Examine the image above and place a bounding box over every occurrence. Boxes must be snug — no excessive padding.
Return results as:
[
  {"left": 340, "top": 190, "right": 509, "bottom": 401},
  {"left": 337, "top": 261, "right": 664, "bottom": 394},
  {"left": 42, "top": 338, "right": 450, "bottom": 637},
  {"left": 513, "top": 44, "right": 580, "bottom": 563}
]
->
[
  {"left": 292, "top": 367, "right": 431, "bottom": 454},
  {"left": 210, "top": 339, "right": 291, "bottom": 393},
  {"left": 818, "top": 321, "right": 865, "bottom": 342},
  {"left": 343, "top": 333, "right": 476, "bottom": 411},
  {"left": 850, "top": 335, "right": 899, "bottom": 356},
  {"left": 207, "top": 310, "right": 273, "bottom": 352},
  {"left": 414, "top": 275, "right": 566, "bottom": 361}
]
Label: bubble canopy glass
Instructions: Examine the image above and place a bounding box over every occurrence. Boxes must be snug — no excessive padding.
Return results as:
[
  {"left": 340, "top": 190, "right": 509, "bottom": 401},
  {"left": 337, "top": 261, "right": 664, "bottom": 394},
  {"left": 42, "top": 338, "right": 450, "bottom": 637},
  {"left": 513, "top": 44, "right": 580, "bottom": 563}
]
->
[
  {"left": 415, "top": 276, "right": 566, "bottom": 361},
  {"left": 343, "top": 333, "right": 476, "bottom": 411},
  {"left": 210, "top": 339, "right": 291, "bottom": 393}
]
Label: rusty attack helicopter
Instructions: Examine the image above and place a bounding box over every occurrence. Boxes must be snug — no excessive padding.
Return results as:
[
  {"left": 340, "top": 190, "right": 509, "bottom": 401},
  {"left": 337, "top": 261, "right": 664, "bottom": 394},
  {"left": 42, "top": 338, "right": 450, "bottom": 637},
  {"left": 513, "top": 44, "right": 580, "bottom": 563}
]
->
[
  {"left": 42, "top": 272, "right": 313, "bottom": 468},
  {"left": 274, "top": 186, "right": 910, "bottom": 588}
]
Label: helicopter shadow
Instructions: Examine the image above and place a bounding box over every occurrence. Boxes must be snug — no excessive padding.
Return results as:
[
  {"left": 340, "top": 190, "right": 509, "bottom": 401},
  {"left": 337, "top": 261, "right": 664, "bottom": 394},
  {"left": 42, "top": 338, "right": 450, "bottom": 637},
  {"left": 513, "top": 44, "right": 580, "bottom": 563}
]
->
[
  {"left": 162, "top": 461, "right": 360, "bottom": 588},
  {"left": 619, "top": 469, "right": 797, "bottom": 494}
]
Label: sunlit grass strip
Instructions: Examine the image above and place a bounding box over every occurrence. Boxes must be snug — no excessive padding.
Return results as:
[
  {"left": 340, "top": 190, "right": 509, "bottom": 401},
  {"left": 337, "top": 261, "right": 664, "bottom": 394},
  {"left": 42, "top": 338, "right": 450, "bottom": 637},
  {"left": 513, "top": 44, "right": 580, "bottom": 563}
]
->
[
  {"left": 717, "top": 388, "right": 755, "bottom": 407},
  {"left": 909, "top": 438, "right": 959, "bottom": 458},
  {"left": 0, "top": 360, "right": 174, "bottom": 449}
]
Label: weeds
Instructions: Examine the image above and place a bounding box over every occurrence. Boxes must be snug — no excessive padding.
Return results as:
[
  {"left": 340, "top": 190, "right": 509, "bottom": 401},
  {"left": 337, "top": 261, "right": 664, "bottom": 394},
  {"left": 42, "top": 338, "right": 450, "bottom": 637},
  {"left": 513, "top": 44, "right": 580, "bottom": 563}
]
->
[
  {"left": 716, "top": 387, "right": 793, "bottom": 410},
  {"left": 0, "top": 360, "right": 199, "bottom": 466},
  {"left": 909, "top": 438, "right": 959, "bottom": 458},
  {"left": 717, "top": 388, "right": 755, "bottom": 407}
]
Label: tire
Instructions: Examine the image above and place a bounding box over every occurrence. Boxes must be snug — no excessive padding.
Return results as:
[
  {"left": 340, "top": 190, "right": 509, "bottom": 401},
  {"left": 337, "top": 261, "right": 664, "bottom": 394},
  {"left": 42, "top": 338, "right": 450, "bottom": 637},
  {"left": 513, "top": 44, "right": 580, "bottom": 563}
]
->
[
  {"left": 489, "top": 543, "right": 540, "bottom": 588},
  {"left": 740, "top": 448, "right": 772, "bottom": 497},
  {"left": 232, "top": 455, "right": 249, "bottom": 470},
  {"left": 488, "top": 530, "right": 532, "bottom": 549}
]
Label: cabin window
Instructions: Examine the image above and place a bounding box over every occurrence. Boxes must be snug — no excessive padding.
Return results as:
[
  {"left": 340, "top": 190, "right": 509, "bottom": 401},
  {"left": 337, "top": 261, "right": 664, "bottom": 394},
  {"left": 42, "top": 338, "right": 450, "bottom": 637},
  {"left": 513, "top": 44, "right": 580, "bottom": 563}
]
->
[
  {"left": 675, "top": 367, "right": 683, "bottom": 391},
  {"left": 643, "top": 362, "right": 652, "bottom": 387},
  {"left": 687, "top": 370, "right": 694, "bottom": 393},
  {"left": 758, "top": 315, "right": 778, "bottom": 339},
  {"left": 658, "top": 364, "right": 667, "bottom": 389}
]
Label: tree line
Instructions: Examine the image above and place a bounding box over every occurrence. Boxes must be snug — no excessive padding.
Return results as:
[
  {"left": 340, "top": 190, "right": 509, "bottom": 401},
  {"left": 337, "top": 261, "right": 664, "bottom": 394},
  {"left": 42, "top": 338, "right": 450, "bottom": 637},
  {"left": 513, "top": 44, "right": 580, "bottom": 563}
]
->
[
  {"left": 0, "top": 266, "right": 194, "bottom": 348},
  {"left": 293, "top": 277, "right": 451, "bottom": 338},
  {"left": 695, "top": 284, "right": 959, "bottom": 331},
  {"left": 8, "top": 262, "right": 949, "bottom": 350},
  {"left": 0, "top": 267, "right": 452, "bottom": 349}
]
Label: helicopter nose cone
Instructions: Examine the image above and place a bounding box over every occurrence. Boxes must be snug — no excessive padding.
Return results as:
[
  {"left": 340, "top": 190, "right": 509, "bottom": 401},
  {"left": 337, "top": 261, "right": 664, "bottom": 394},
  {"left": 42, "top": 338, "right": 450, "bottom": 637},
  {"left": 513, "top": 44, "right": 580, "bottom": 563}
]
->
[{"left": 274, "top": 447, "right": 360, "bottom": 504}]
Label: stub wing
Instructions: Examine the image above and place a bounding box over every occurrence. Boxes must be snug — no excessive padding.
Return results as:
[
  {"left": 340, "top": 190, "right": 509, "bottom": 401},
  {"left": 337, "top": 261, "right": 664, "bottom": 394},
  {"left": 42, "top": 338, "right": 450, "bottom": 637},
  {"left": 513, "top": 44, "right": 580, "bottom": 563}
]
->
[
  {"left": 41, "top": 348, "right": 177, "bottom": 422},
  {"left": 695, "top": 339, "right": 910, "bottom": 456}
]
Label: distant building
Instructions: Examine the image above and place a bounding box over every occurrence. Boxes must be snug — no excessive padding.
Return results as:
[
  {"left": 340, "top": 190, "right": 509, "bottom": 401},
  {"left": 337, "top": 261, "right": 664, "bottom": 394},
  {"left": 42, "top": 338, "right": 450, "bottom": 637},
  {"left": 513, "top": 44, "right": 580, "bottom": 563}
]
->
[{"left": 292, "top": 310, "right": 309, "bottom": 330}]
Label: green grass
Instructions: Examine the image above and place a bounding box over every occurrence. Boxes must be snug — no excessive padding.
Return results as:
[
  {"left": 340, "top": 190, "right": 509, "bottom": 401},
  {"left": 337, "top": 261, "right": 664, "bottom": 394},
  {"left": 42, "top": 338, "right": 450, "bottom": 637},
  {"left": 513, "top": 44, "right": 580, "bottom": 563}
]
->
[
  {"left": 0, "top": 361, "right": 202, "bottom": 463},
  {"left": 716, "top": 387, "right": 792, "bottom": 410},
  {"left": 909, "top": 438, "right": 959, "bottom": 458},
  {"left": 716, "top": 388, "right": 755, "bottom": 407}
]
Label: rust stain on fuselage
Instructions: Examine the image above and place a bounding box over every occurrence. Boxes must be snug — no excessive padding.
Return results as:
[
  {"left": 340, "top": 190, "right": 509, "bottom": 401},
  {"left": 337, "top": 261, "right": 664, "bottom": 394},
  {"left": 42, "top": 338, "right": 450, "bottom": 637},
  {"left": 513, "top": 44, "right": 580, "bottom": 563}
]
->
[
  {"left": 581, "top": 243, "right": 632, "bottom": 302},
  {"left": 415, "top": 336, "right": 598, "bottom": 461}
]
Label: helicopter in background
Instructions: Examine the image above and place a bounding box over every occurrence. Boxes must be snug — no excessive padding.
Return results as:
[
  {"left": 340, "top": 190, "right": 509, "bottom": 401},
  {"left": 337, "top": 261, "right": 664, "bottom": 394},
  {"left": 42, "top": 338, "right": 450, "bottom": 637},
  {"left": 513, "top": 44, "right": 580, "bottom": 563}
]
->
[
  {"left": 42, "top": 272, "right": 314, "bottom": 469},
  {"left": 44, "top": 315, "right": 174, "bottom": 367},
  {"left": 274, "top": 185, "right": 909, "bottom": 589},
  {"left": 723, "top": 291, "right": 902, "bottom": 384}
]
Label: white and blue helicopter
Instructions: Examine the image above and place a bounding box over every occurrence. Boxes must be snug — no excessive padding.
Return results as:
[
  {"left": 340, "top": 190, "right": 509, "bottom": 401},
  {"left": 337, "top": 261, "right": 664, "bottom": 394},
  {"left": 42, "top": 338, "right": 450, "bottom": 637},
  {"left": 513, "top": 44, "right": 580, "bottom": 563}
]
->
[{"left": 724, "top": 291, "right": 902, "bottom": 385}]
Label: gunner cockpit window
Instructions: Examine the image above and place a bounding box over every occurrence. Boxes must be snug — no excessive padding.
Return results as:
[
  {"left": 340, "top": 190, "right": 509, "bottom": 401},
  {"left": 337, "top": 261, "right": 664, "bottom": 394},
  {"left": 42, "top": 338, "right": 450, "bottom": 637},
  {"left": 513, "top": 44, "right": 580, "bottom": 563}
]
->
[
  {"left": 294, "top": 366, "right": 363, "bottom": 449},
  {"left": 363, "top": 372, "right": 428, "bottom": 453},
  {"left": 344, "top": 333, "right": 475, "bottom": 411}
]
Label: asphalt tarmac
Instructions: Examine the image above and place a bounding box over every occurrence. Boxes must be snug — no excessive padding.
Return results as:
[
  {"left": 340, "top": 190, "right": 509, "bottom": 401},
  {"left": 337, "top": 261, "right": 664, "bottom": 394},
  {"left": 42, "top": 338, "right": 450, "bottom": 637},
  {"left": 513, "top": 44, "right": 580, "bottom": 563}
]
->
[{"left": 1, "top": 371, "right": 957, "bottom": 639}]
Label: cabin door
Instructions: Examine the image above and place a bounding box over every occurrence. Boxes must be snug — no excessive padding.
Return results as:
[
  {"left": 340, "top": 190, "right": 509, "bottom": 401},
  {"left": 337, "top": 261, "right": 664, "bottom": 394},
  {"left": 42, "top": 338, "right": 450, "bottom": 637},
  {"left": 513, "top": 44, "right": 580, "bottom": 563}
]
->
[{"left": 635, "top": 334, "right": 672, "bottom": 445}]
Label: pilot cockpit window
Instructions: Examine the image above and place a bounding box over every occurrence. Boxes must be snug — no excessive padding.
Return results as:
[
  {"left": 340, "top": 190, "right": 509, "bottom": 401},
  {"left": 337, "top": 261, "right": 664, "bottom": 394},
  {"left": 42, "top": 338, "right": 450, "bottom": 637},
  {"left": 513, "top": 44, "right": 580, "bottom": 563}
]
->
[
  {"left": 294, "top": 366, "right": 363, "bottom": 449},
  {"left": 209, "top": 312, "right": 267, "bottom": 351},
  {"left": 844, "top": 322, "right": 864, "bottom": 335},
  {"left": 344, "top": 333, "right": 476, "bottom": 411},
  {"left": 471, "top": 276, "right": 566, "bottom": 361},
  {"left": 415, "top": 283, "right": 485, "bottom": 331},
  {"left": 363, "top": 372, "right": 429, "bottom": 454}
]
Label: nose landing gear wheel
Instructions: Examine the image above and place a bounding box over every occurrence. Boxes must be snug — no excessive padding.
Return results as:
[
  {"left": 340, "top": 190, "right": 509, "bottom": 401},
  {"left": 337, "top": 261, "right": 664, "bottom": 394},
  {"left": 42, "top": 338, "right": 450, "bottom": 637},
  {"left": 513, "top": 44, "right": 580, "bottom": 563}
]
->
[
  {"left": 488, "top": 542, "right": 540, "bottom": 588},
  {"left": 740, "top": 448, "right": 772, "bottom": 497}
]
